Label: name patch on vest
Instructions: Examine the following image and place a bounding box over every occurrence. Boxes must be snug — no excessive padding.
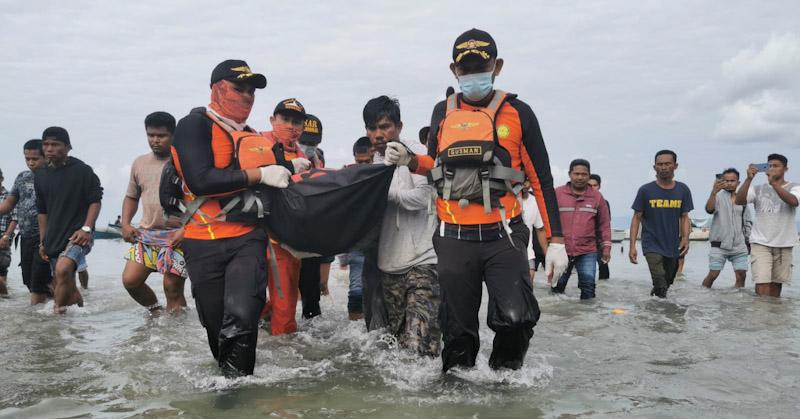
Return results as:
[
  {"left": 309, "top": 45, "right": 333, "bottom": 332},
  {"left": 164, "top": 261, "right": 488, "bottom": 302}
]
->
[{"left": 447, "top": 146, "right": 483, "bottom": 158}]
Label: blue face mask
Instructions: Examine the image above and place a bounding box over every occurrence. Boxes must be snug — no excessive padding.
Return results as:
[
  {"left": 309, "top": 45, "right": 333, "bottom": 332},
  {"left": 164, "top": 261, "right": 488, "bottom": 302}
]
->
[{"left": 457, "top": 69, "right": 494, "bottom": 102}]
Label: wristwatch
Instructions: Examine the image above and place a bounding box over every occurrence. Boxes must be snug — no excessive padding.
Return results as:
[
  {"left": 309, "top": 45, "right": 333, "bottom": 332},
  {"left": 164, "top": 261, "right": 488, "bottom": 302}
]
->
[{"left": 81, "top": 226, "right": 93, "bottom": 233}]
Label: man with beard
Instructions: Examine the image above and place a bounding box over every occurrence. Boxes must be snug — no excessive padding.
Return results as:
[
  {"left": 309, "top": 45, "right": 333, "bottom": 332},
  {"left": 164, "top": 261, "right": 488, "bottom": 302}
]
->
[
  {"left": 120, "top": 112, "right": 188, "bottom": 313},
  {"left": 171, "top": 60, "right": 297, "bottom": 376},
  {"left": 702, "top": 168, "right": 751, "bottom": 288},
  {"left": 629, "top": 150, "right": 693, "bottom": 298}
]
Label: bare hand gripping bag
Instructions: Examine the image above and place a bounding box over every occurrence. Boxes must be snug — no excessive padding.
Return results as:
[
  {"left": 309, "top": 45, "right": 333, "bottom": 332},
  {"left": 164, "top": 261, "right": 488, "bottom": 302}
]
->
[{"left": 264, "top": 164, "right": 394, "bottom": 255}]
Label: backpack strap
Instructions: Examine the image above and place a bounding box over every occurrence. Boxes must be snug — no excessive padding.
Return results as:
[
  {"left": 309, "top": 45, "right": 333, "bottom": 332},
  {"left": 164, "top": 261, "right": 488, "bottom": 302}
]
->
[
  {"left": 483, "top": 90, "right": 508, "bottom": 120},
  {"left": 445, "top": 93, "right": 459, "bottom": 114}
]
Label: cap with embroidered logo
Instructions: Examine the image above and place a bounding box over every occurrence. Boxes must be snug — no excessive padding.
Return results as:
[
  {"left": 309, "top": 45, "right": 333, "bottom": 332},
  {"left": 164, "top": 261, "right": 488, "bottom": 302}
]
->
[
  {"left": 452, "top": 28, "right": 497, "bottom": 64},
  {"left": 210, "top": 59, "right": 267, "bottom": 88},
  {"left": 299, "top": 114, "right": 322, "bottom": 145},
  {"left": 273, "top": 98, "right": 307, "bottom": 119}
]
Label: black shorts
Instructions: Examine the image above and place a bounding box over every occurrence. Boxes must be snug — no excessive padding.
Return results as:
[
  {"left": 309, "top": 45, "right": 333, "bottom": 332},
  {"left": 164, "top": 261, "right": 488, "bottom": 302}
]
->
[{"left": 19, "top": 236, "right": 53, "bottom": 295}]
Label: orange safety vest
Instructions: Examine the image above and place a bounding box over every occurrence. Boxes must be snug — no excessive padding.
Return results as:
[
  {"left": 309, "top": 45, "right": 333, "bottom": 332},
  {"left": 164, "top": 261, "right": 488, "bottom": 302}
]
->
[
  {"left": 422, "top": 91, "right": 525, "bottom": 226},
  {"left": 172, "top": 114, "right": 279, "bottom": 240}
]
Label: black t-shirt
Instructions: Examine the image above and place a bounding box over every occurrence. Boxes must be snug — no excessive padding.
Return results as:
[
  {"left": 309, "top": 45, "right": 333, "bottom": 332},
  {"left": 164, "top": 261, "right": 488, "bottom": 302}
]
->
[
  {"left": 631, "top": 181, "right": 693, "bottom": 258},
  {"left": 34, "top": 156, "right": 103, "bottom": 257}
]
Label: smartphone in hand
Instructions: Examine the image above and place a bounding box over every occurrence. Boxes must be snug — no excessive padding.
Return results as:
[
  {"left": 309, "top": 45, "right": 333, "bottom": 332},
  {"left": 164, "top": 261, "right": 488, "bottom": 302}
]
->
[{"left": 754, "top": 163, "right": 769, "bottom": 172}]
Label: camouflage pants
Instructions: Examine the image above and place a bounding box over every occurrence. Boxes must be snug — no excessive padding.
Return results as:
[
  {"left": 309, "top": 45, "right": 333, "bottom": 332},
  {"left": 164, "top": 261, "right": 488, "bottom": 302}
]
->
[{"left": 381, "top": 264, "right": 441, "bottom": 357}]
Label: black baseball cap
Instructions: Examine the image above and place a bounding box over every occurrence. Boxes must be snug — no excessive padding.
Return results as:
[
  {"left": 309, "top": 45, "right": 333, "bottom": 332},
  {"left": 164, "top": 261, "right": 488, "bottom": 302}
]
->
[
  {"left": 273, "top": 98, "right": 307, "bottom": 119},
  {"left": 452, "top": 28, "right": 497, "bottom": 64},
  {"left": 210, "top": 59, "right": 267, "bottom": 88},
  {"left": 300, "top": 114, "right": 322, "bottom": 145}
]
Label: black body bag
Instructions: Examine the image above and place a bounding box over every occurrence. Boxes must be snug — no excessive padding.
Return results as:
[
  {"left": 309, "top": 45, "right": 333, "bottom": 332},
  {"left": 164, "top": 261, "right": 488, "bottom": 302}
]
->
[{"left": 265, "top": 163, "right": 394, "bottom": 255}]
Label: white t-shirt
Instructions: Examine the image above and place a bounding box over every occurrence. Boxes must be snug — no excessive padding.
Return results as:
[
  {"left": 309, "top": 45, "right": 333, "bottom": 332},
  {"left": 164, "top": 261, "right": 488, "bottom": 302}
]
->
[
  {"left": 522, "top": 195, "right": 545, "bottom": 261},
  {"left": 747, "top": 182, "right": 800, "bottom": 248}
]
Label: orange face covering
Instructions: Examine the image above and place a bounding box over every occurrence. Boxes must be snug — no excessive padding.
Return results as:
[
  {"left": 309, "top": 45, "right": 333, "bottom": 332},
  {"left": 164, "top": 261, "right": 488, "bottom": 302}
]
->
[
  {"left": 209, "top": 80, "right": 254, "bottom": 124},
  {"left": 272, "top": 123, "right": 302, "bottom": 152}
]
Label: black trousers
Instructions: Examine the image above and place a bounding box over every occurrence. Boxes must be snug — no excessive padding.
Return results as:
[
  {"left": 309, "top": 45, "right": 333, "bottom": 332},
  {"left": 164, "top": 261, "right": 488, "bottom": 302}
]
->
[
  {"left": 299, "top": 258, "right": 322, "bottom": 319},
  {"left": 19, "top": 236, "right": 53, "bottom": 294},
  {"left": 182, "top": 228, "right": 268, "bottom": 376},
  {"left": 434, "top": 221, "right": 540, "bottom": 372}
]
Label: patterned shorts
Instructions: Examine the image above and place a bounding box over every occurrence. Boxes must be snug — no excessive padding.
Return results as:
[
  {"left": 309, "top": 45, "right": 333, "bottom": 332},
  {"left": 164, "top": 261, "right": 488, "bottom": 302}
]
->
[{"left": 124, "top": 229, "right": 187, "bottom": 278}]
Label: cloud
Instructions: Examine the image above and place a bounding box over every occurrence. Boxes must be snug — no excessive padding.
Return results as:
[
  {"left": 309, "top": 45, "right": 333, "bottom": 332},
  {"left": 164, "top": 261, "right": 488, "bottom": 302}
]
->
[{"left": 711, "top": 33, "right": 800, "bottom": 145}]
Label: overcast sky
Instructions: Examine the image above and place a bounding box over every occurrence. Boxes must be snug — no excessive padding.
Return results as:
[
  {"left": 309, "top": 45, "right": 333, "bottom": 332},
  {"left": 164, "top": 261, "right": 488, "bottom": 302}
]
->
[{"left": 1, "top": 1, "right": 799, "bottom": 226}]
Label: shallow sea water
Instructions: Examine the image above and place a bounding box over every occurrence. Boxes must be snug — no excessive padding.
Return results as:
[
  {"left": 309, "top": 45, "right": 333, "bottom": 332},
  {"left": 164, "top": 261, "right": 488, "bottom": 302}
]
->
[{"left": 0, "top": 241, "right": 798, "bottom": 418}]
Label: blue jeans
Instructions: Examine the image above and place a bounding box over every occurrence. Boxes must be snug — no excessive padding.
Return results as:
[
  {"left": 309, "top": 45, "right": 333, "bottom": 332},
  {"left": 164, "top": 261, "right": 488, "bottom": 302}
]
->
[
  {"left": 347, "top": 250, "right": 365, "bottom": 314},
  {"left": 553, "top": 252, "right": 597, "bottom": 299}
]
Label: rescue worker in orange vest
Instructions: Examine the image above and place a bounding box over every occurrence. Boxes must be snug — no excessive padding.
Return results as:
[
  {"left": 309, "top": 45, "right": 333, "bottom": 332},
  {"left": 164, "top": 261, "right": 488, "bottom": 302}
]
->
[
  {"left": 260, "top": 98, "right": 312, "bottom": 335},
  {"left": 171, "top": 60, "right": 299, "bottom": 376},
  {"left": 384, "top": 29, "right": 569, "bottom": 371}
]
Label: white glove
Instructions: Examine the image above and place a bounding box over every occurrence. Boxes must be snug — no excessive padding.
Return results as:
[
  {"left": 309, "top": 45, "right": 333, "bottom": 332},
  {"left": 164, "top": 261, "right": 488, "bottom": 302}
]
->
[
  {"left": 384, "top": 142, "right": 411, "bottom": 166},
  {"left": 544, "top": 242, "right": 568, "bottom": 287},
  {"left": 291, "top": 157, "right": 312, "bottom": 173},
  {"left": 259, "top": 165, "right": 291, "bottom": 188}
]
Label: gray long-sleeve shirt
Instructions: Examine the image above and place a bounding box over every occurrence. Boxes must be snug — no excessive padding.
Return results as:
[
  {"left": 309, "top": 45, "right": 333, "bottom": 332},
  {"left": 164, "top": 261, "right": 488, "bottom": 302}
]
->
[
  {"left": 709, "top": 190, "right": 751, "bottom": 255},
  {"left": 377, "top": 160, "right": 438, "bottom": 274}
]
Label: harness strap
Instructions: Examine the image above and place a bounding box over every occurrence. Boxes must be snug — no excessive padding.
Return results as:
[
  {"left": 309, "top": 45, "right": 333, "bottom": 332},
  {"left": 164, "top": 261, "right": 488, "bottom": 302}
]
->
[
  {"left": 445, "top": 93, "right": 459, "bottom": 113},
  {"left": 481, "top": 168, "right": 492, "bottom": 214},
  {"left": 442, "top": 169, "right": 454, "bottom": 201},
  {"left": 499, "top": 206, "right": 515, "bottom": 248},
  {"left": 483, "top": 90, "right": 508, "bottom": 119},
  {"left": 179, "top": 197, "right": 208, "bottom": 226},
  {"left": 489, "top": 164, "right": 525, "bottom": 183},
  {"left": 428, "top": 166, "right": 444, "bottom": 183},
  {"left": 267, "top": 240, "right": 283, "bottom": 299}
]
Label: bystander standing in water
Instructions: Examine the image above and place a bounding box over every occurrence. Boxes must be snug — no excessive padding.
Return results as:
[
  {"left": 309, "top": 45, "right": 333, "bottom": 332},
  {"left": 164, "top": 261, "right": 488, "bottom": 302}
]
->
[
  {"left": 337, "top": 136, "right": 375, "bottom": 321},
  {"left": 0, "top": 168, "right": 18, "bottom": 297},
  {"left": 35, "top": 127, "right": 103, "bottom": 313},
  {"left": 0, "top": 140, "right": 52, "bottom": 303},
  {"left": 735, "top": 154, "right": 799, "bottom": 297},
  {"left": 588, "top": 174, "right": 611, "bottom": 280},
  {"left": 120, "top": 112, "right": 188, "bottom": 313},
  {"left": 629, "top": 150, "right": 693, "bottom": 298},
  {"left": 552, "top": 159, "right": 611, "bottom": 299},
  {"left": 702, "top": 168, "right": 751, "bottom": 288}
]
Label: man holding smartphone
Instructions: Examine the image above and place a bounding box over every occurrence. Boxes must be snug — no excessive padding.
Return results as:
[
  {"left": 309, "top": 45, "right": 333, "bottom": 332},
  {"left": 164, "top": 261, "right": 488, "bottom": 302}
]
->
[
  {"left": 735, "top": 154, "right": 800, "bottom": 297},
  {"left": 703, "top": 168, "right": 751, "bottom": 288}
]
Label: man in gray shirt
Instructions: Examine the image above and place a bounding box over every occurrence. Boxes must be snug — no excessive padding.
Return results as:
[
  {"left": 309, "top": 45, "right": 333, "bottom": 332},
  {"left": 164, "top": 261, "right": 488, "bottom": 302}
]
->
[
  {"left": 364, "top": 96, "right": 441, "bottom": 357},
  {"left": 703, "top": 168, "right": 751, "bottom": 288}
]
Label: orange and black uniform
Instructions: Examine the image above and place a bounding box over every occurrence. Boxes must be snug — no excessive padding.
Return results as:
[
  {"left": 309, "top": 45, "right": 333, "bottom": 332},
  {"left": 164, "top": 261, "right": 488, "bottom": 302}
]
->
[
  {"left": 262, "top": 137, "right": 303, "bottom": 335},
  {"left": 414, "top": 93, "right": 562, "bottom": 371},
  {"left": 171, "top": 108, "right": 268, "bottom": 375}
]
